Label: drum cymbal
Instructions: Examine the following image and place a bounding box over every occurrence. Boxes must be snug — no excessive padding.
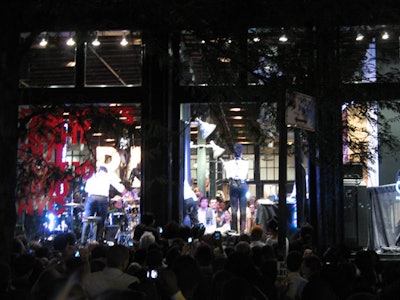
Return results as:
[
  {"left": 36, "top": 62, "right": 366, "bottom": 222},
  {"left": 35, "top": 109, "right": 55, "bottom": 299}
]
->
[{"left": 112, "top": 212, "right": 125, "bottom": 217}]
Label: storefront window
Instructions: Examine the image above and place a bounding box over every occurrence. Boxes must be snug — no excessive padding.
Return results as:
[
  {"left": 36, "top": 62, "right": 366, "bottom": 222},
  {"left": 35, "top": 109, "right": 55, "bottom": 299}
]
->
[
  {"left": 16, "top": 103, "right": 141, "bottom": 241},
  {"left": 19, "top": 30, "right": 143, "bottom": 88}
]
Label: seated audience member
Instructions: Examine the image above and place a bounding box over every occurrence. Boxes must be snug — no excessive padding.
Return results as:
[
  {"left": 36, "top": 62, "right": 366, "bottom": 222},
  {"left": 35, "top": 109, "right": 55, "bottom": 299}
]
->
[
  {"left": 215, "top": 199, "right": 231, "bottom": 234},
  {"left": 246, "top": 200, "right": 257, "bottom": 234},
  {"left": 82, "top": 244, "right": 140, "bottom": 299},
  {"left": 197, "top": 197, "right": 216, "bottom": 235}
]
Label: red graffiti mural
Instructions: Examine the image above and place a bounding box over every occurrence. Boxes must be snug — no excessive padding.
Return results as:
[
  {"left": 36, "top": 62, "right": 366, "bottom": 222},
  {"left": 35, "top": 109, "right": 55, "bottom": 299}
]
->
[
  {"left": 16, "top": 106, "right": 95, "bottom": 217},
  {"left": 16, "top": 105, "right": 135, "bottom": 220}
]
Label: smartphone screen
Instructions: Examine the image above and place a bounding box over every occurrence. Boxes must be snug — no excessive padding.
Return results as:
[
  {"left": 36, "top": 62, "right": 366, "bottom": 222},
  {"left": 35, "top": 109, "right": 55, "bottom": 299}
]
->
[{"left": 147, "top": 269, "right": 158, "bottom": 279}]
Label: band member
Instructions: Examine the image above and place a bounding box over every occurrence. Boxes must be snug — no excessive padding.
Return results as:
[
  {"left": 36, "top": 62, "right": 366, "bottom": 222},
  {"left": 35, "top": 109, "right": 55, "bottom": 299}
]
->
[{"left": 81, "top": 165, "right": 127, "bottom": 244}]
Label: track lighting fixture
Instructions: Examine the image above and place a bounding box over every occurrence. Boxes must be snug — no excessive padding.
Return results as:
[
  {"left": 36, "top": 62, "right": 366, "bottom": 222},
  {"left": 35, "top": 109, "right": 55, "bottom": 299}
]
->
[
  {"left": 279, "top": 34, "right": 288, "bottom": 42},
  {"left": 66, "top": 34, "right": 75, "bottom": 46},
  {"left": 39, "top": 33, "right": 48, "bottom": 47},
  {"left": 92, "top": 31, "right": 100, "bottom": 46},
  {"left": 120, "top": 31, "right": 128, "bottom": 46},
  {"left": 356, "top": 33, "right": 364, "bottom": 41}
]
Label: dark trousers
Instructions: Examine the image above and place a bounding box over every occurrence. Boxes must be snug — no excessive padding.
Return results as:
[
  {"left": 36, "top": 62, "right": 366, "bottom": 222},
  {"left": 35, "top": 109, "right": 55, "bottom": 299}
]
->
[
  {"left": 229, "top": 180, "right": 248, "bottom": 233},
  {"left": 81, "top": 195, "right": 109, "bottom": 243}
]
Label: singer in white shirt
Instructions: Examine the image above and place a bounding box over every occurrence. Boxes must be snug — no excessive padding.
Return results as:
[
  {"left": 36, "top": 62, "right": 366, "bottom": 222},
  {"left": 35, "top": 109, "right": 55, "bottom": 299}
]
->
[
  {"left": 220, "top": 143, "right": 249, "bottom": 234},
  {"left": 81, "top": 166, "right": 127, "bottom": 244}
]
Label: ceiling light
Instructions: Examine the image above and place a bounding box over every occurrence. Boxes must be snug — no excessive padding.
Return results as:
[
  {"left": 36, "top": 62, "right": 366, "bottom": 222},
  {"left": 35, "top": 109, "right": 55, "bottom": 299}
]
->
[
  {"left": 356, "top": 33, "right": 364, "bottom": 41},
  {"left": 92, "top": 31, "right": 100, "bottom": 46},
  {"left": 66, "top": 33, "right": 75, "bottom": 46},
  {"left": 39, "top": 34, "right": 48, "bottom": 47},
  {"left": 65, "top": 61, "right": 75, "bottom": 67},
  {"left": 132, "top": 38, "right": 142, "bottom": 45},
  {"left": 218, "top": 57, "right": 231, "bottom": 63},
  {"left": 382, "top": 31, "right": 389, "bottom": 40},
  {"left": 120, "top": 32, "right": 128, "bottom": 46},
  {"left": 279, "top": 34, "right": 288, "bottom": 42}
]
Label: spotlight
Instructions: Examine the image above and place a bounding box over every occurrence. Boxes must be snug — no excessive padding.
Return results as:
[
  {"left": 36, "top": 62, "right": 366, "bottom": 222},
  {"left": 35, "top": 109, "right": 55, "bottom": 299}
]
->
[
  {"left": 196, "top": 117, "right": 216, "bottom": 139},
  {"left": 382, "top": 31, "right": 389, "bottom": 40},
  {"left": 209, "top": 140, "right": 225, "bottom": 159},
  {"left": 190, "top": 140, "right": 225, "bottom": 159}
]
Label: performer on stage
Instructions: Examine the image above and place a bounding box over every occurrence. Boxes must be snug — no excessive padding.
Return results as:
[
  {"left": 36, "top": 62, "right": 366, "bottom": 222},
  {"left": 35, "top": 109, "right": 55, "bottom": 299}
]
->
[
  {"left": 81, "top": 165, "right": 127, "bottom": 244},
  {"left": 220, "top": 143, "right": 249, "bottom": 234}
]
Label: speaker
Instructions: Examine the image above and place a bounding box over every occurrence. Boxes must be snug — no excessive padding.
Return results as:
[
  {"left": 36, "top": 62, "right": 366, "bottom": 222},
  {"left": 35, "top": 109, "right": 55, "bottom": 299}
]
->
[
  {"left": 343, "top": 183, "right": 369, "bottom": 249},
  {"left": 105, "top": 225, "right": 120, "bottom": 242}
]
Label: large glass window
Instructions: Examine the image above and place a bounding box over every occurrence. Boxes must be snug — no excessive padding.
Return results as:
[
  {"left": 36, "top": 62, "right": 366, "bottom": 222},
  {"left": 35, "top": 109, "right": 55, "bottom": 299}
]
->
[
  {"left": 16, "top": 103, "right": 141, "bottom": 241},
  {"left": 19, "top": 30, "right": 143, "bottom": 88}
]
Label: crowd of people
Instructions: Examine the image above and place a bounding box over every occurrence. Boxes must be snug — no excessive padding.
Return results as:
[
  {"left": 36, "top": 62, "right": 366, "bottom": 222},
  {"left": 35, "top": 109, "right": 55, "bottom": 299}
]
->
[
  {"left": 4, "top": 145, "right": 399, "bottom": 300},
  {"left": 3, "top": 210, "right": 400, "bottom": 300}
]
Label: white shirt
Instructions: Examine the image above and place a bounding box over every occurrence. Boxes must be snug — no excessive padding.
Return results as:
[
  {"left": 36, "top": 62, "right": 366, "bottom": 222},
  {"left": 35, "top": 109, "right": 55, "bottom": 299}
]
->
[
  {"left": 222, "top": 158, "right": 249, "bottom": 180},
  {"left": 198, "top": 207, "right": 216, "bottom": 234},
  {"left": 85, "top": 169, "right": 125, "bottom": 197},
  {"left": 82, "top": 267, "right": 140, "bottom": 299}
]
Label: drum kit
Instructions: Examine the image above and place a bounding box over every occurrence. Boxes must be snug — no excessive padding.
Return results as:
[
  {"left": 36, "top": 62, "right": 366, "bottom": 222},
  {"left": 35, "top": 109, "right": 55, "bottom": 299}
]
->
[
  {"left": 40, "top": 200, "right": 85, "bottom": 240},
  {"left": 41, "top": 193, "right": 140, "bottom": 246},
  {"left": 108, "top": 194, "right": 140, "bottom": 230}
]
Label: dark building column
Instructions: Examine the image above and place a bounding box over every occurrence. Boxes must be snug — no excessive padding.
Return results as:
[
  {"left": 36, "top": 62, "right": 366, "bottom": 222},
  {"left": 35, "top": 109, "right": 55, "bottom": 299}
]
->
[
  {"left": 140, "top": 30, "right": 180, "bottom": 227},
  {"left": 0, "top": 29, "right": 19, "bottom": 263},
  {"left": 313, "top": 25, "right": 345, "bottom": 252}
]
